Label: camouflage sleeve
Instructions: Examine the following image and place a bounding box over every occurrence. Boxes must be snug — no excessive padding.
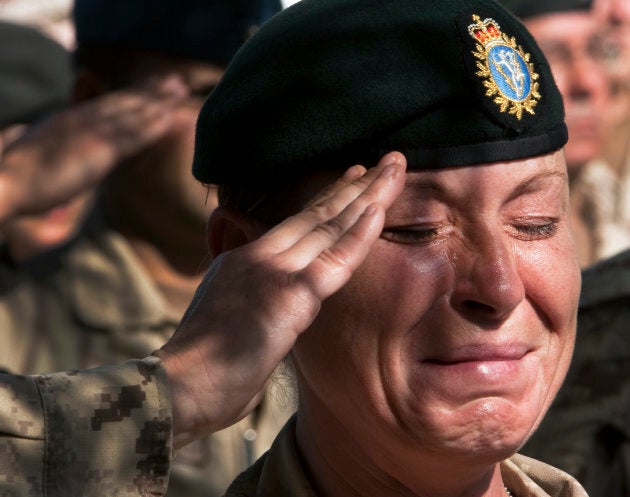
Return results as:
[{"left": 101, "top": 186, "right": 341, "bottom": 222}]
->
[{"left": 0, "top": 356, "right": 172, "bottom": 497}]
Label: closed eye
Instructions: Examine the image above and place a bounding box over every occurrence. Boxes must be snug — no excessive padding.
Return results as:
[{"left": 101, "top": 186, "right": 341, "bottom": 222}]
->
[
  {"left": 381, "top": 226, "right": 440, "bottom": 244},
  {"left": 511, "top": 220, "right": 559, "bottom": 240}
]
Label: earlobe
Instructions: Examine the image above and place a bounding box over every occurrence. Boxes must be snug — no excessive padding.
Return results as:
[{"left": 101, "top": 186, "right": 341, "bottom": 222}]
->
[{"left": 207, "top": 207, "right": 261, "bottom": 258}]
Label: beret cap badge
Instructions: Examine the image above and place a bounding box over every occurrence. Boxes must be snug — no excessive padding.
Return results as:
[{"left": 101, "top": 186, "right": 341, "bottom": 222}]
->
[{"left": 468, "top": 14, "right": 540, "bottom": 120}]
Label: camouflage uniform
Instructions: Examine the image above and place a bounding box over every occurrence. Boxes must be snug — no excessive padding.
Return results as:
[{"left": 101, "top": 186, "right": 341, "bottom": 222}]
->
[
  {"left": 0, "top": 213, "right": 294, "bottom": 497},
  {"left": 224, "top": 417, "right": 589, "bottom": 497},
  {"left": 522, "top": 248, "right": 630, "bottom": 497},
  {"left": 0, "top": 357, "right": 171, "bottom": 497}
]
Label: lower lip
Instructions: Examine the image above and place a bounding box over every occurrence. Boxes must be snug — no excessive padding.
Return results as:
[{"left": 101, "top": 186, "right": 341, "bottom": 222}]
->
[{"left": 416, "top": 356, "right": 528, "bottom": 396}]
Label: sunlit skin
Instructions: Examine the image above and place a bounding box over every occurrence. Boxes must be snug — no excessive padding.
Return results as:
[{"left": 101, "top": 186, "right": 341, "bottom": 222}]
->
[
  {"left": 1, "top": 124, "right": 94, "bottom": 261},
  {"left": 2, "top": 192, "right": 94, "bottom": 261},
  {"left": 525, "top": 13, "right": 609, "bottom": 173},
  {"left": 292, "top": 151, "right": 581, "bottom": 497}
]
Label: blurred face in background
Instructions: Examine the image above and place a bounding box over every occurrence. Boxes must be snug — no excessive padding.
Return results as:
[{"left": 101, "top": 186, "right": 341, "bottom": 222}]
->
[
  {"left": 101, "top": 52, "right": 223, "bottom": 239},
  {"left": 596, "top": 0, "right": 630, "bottom": 131},
  {"left": 525, "top": 12, "right": 609, "bottom": 174},
  {"left": 1, "top": 193, "right": 94, "bottom": 262},
  {"left": 0, "top": 124, "right": 95, "bottom": 262}
]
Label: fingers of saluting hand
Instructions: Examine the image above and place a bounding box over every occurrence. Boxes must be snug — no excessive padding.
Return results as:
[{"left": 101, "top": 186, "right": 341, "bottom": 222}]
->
[
  {"left": 258, "top": 151, "right": 407, "bottom": 299},
  {"left": 83, "top": 74, "right": 189, "bottom": 151}
]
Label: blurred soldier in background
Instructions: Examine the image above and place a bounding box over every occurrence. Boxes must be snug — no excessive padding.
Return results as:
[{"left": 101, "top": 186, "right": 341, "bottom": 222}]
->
[
  {"left": 0, "top": 1, "right": 292, "bottom": 496},
  {"left": 0, "top": 22, "right": 184, "bottom": 271},
  {"left": 501, "top": 0, "right": 630, "bottom": 267},
  {"left": 0, "top": 20, "right": 90, "bottom": 264},
  {"left": 596, "top": 0, "right": 630, "bottom": 238}
]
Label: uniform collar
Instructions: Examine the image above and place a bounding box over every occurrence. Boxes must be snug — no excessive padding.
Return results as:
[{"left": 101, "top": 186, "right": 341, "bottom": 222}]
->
[{"left": 225, "top": 416, "right": 587, "bottom": 497}]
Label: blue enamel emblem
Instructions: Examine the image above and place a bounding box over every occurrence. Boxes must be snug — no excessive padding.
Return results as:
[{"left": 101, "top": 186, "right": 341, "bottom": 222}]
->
[{"left": 487, "top": 45, "right": 531, "bottom": 102}]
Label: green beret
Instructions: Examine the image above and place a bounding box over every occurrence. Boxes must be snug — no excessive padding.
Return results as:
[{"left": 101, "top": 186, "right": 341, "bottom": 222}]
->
[
  {"left": 0, "top": 22, "right": 72, "bottom": 129},
  {"left": 193, "top": 0, "right": 567, "bottom": 186},
  {"left": 497, "top": 0, "right": 592, "bottom": 19},
  {"left": 73, "top": 0, "right": 283, "bottom": 66}
]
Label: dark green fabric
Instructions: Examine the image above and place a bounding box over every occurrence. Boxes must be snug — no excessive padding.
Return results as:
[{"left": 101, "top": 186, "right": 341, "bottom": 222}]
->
[
  {"left": 193, "top": 0, "right": 567, "bottom": 186},
  {"left": 497, "top": 0, "right": 592, "bottom": 20},
  {"left": 73, "top": 0, "right": 282, "bottom": 66},
  {"left": 0, "top": 22, "right": 71, "bottom": 129}
]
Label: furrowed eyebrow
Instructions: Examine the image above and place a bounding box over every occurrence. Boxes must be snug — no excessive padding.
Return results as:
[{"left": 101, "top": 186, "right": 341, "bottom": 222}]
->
[
  {"left": 402, "top": 169, "right": 567, "bottom": 204},
  {"left": 404, "top": 178, "right": 450, "bottom": 196},
  {"left": 505, "top": 171, "right": 567, "bottom": 203}
]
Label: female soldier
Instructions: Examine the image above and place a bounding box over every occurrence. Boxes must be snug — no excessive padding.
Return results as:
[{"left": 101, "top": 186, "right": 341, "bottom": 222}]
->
[{"left": 162, "top": 0, "right": 587, "bottom": 495}]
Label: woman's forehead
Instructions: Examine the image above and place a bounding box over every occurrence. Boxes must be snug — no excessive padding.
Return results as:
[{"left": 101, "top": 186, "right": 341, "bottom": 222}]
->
[
  {"left": 397, "top": 152, "right": 568, "bottom": 204},
  {"left": 408, "top": 149, "right": 564, "bottom": 181}
]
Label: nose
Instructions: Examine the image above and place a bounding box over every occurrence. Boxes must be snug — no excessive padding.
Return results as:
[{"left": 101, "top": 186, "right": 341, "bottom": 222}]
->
[{"left": 450, "top": 232, "right": 525, "bottom": 325}]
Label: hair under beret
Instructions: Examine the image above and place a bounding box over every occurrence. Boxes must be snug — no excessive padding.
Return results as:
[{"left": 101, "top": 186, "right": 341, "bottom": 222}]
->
[
  {"left": 0, "top": 21, "right": 71, "bottom": 129},
  {"left": 193, "top": 0, "right": 568, "bottom": 186},
  {"left": 73, "top": 0, "right": 283, "bottom": 66}
]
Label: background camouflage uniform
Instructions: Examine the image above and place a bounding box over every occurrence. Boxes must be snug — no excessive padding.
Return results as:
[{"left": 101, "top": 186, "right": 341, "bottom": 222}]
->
[{"left": 0, "top": 215, "right": 294, "bottom": 497}]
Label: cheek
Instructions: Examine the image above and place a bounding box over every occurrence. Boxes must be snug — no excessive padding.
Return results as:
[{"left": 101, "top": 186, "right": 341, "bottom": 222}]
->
[
  {"left": 515, "top": 236, "right": 580, "bottom": 398},
  {"left": 293, "top": 242, "right": 455, "bottom": 403},
  {"left": 516, "top": 235, "right": 580, "bottom": 333},
  {"left": 323, "top": 242, "right": 455, "bottom": 361}
]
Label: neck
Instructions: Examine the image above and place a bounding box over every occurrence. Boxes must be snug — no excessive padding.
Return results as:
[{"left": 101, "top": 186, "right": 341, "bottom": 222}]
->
[
  {"left": 295, "top": 389, "right": 508, "bottom": 497},
  {"left": 103, "top": 182, "right": 211, "bottom": 267},
  {"left": 124, "top": 235, "right": 207, "bottom": 315}
]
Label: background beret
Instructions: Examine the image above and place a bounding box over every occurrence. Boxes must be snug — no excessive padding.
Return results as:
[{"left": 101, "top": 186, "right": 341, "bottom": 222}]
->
[
  {"left": 497, "top": 0, "right": 592, "bottom": 19},
  {"left": 193, "top": 0, "right": 567, "bottom": 186},
  {"left": 73, "top": 0, "right": 283, "bottom": 66},
  {"left": 0, "top": 21, "right": 71, "bottom": 129}
]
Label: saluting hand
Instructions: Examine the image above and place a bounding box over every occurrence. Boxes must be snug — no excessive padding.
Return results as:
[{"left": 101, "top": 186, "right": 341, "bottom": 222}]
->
[
  {"left": 156, "top": 152, "right": 407, "bottom": 449},
  {"left": 0, "top": 75, "right": 188, "bottom": 223}
]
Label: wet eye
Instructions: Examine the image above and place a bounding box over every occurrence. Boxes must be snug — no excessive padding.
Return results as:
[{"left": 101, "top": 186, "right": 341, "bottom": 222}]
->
[
  {"left": 381, "top": 226, "right": 439, "bottom": 244},
  {"left": 512, "top": 220, "right": 559, "bottom": 240}
]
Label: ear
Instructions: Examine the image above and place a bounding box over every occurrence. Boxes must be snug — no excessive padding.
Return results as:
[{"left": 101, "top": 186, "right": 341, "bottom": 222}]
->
[{"left": 207, "top": 206, "right": 262, "bottom": 258}]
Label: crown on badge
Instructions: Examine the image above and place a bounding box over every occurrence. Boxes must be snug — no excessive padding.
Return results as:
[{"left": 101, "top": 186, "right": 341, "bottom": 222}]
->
[
  {"left": 468, "top": 15, "right": 502, "bottom": 45},
  {"left": 467, "top": 13, "right": 541, "bottom": 120}
]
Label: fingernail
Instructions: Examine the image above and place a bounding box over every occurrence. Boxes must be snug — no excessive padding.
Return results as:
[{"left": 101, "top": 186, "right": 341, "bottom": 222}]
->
[
  {"left": 343, "top": 164, "right": 366, "bottom": 181},
  {"left": 382, "top": 152, "right": 400, "bottom": 167}
]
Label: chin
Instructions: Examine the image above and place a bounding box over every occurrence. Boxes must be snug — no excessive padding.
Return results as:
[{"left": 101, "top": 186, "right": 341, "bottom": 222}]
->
[{"left": 409, "top": 395, "right": 541, "bottom": 462}]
